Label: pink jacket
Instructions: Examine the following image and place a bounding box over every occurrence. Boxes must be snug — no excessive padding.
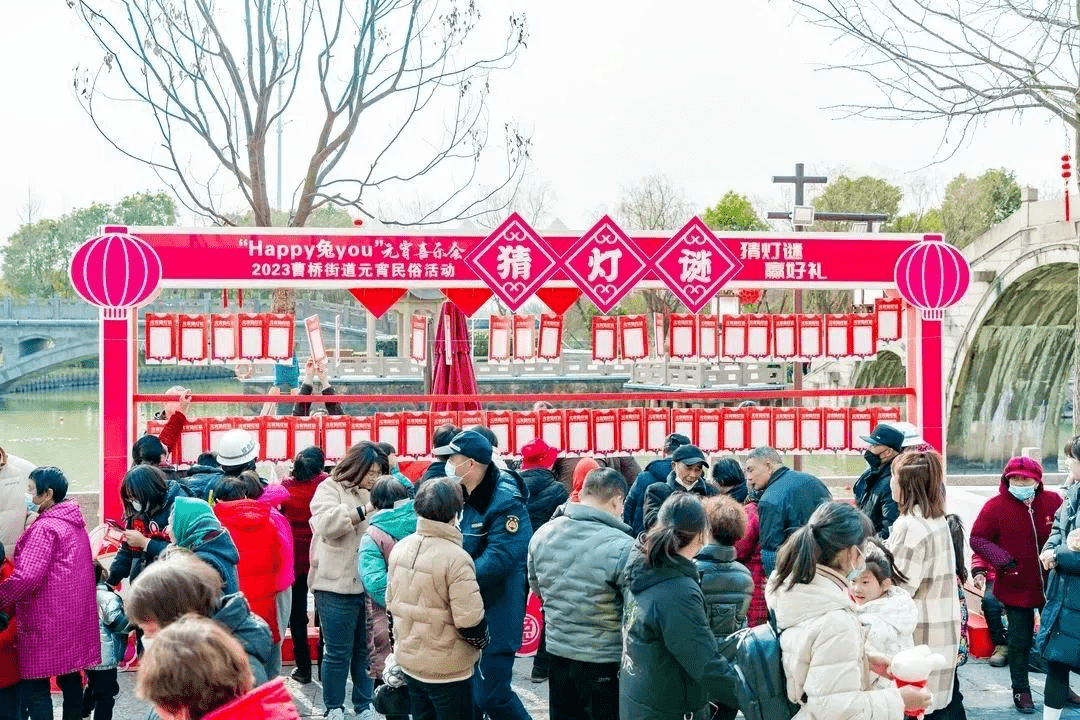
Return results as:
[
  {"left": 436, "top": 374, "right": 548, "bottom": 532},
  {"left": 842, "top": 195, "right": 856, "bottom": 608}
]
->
[
  {"left": 0, "top": 502, "right": 100, "bottom": 678},
  {"left": 259, "top": 484, "right": 296, "bottom": 592}
]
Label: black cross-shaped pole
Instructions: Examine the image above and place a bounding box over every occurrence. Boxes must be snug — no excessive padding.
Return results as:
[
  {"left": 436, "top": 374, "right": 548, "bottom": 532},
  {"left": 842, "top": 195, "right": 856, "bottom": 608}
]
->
[
  {"left": 768, "top": 163, "right": 888, "bottom": 224},
  {"left": 772, "top": 162, "right": 828, "bottom": 208}
]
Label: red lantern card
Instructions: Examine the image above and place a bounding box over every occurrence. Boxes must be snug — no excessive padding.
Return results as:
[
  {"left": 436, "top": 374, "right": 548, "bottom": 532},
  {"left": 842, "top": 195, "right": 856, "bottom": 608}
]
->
[
  {"left": 401, "top": 412, "right": 431, "bottom": 459},
  {"left": 539, "top": 409, "right": 566, "bottom": 452},
  {"left": 748, "top": 408, "right": 773, "bottom": 449},
  {"left": 797, "top": 315, "right": 823, "bottom": 360},
  {"left": 292, "top": 415, "right": 321, "bottom": 456},
  {"left": 537, "top": 314, "right": 564, "bottom": 361},
  {"left": 304, "top": 315, "right": 327, "bottom": 364},
  {"left": 145, "top": 313, "right": 177, "bottom": 363},
  {"left": 410, "top": 314, "right": 428, "bottom": 365},
  {"left": 773, "top": 408, "right": 798, "bottom": 451},
  {"left": 653, "top": 313, "right": 665, "bottom": 357},
  {"left": 566, "top": 409, "right": 592, "bottom": 454},
  {"left": 266, "top": 313, "right": 295, "bottom": 361},
  {"left": 177, "top": 314, "right": 209, "bottom": 363},
  {"left": 849, "top": 408, "right": 874, "bottom": 451},
  {"left": 696, "top": 408, "right": 722, "bottom": 453},
  {"left": 145, "top": 418, "right": 167, "bottom": 438},
  {"left": 322, "top": 416, "right": 350, "bottom": 463},
  {"left": 668, "top": 314, "right": 697, "bottom": 359},
  {"left": 178, "top": 417, "right": 207, "bottom": 466},
  {"left": 697, "top": 315, "right": 720, "bottom": 360},
  {"left": 874, "top": 406, "right": 902, "bottom": 427},
  {"left": 851, "top": 314, "right": 878, "bottom": 357},
  {"left": 210, "top": 314, "right": 239, "bottom": 363},
  {"left": 823, "top": 408, "right": 850, "bottom": 451},
  {"left": 513, "top": 315, "right": 535, "bottom": 361},
  {"left": 722, "top": 315, "right": 749, "bottom": 359},
  {"left": 458, "top": 410, "right": 486, "bottom": 431},
  {"left": 746, "top": 315, "right": 771, "bottom": 359},
  {"left": 618, "top": 315, "right": 649, "bottom": 361},
  {"left": 645, "top": 408, "right": 671, "bottom": 452},
  {"left": 672, "top": 408, "right": 696, "bottom": 445},
  {"left": 513, "top": 411, "right": 539, "bottom": 454},
  {"left": 592, "top": 409, "right": 618, "bottom": 456},
  {"left": 428, "top": 411, "right": 460, "bottom": 437},
  {"left": 825, "top": 315, "right": 852, "bottom": 358},
  {"left": 798, "top": 408, "right": 824, "bottom": 452},
  {"left": 721, "top": 408, "right": 749, "bottom": 452},
  {"left": 488, "top": 315, "right": 512, "bottom": 362},
  {"left": 349, "top": 415, "right": 373, "bottom": 446},
  {"left": 206, "top": 417, "right": 237, "bottom": 458},
  {"left": 238, "top": 314, "right": 266, "bottom": 360},
  {"left": 484, "top": 410, "right": 513, "bottom": 455},
  {"left": 618, "top": 408, "right": 644, "bottom": 453},
  {"left": 262, "top": 416, "right": 292, "bottom": 461},
  {"left": 875, "top": 297, "right": 903, "bottom": 342},
  {"left": 772, "top": 315, "right": 797, "bottom": 360},
  {"left": 376, "top": 413, "right": 402, "bottom": 452},
  {"left": 592, "top": 316, "right": 618, "bottom": 363},
  {"left": 230, "top": 418, "right": 263, "bottom": 461}
]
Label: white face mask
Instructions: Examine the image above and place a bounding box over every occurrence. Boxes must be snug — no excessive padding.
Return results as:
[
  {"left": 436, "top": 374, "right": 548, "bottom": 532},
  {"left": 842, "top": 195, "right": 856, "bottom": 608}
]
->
[
  {"left": 444, "top": 459, "right": 459, "bottom": 479},
  {"left": 141, "top": 637, "right": 154, "bottom": 653},
  {"left": 131, "top": 501, "right": 143, "bottom": 513}
]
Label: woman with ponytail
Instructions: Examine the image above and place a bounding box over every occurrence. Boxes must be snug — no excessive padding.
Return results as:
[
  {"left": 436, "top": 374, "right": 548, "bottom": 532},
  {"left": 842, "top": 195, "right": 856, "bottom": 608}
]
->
[
  {"left": 620, "top": 493, "right": 734, "bottom": 720},
  {"left": 766, "top": 501, "right": 930, "bottom": 719}
]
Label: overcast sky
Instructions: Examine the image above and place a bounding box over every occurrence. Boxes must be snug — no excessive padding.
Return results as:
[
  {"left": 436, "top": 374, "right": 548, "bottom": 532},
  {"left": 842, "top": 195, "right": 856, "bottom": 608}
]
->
[{"left": 0, "top": 1, "right": 1069, "bottom": 241}]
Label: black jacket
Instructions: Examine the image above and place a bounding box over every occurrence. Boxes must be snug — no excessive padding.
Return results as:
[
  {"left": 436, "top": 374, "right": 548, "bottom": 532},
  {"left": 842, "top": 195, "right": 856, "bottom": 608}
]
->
[
  {"left": 853, "top": 460, "right": 899, "bottom": 539},
  {"left": 619, "top": 548, "right": 733, "bottom": 720},
  {"left": 520, "top": 467, "right": 569, "bottom": 533},
  {"left": 757, "top": 467, "right": 832, "bottom": 577},
  {"left": 643, "top": 473, "right": 720, "bottom": 531},
  {"left": 625, "top": 459, "right": 671, "bottom": 537},
  {"left": 213, "top": 592, "right": 275, "bottom": 686},
  {"left": 106, "top": 479, "right": 194, "bottom": 586},
  {"left": 695, "top": 544, "right": 754, "bottom": 641},
  {"left": 1036, "top": 483, "right": 1080, "bottom": 664}
]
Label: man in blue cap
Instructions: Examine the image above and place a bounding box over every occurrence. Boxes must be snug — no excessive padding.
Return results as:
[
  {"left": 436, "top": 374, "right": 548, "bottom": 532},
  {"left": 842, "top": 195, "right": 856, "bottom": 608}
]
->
[
  {"left": 433, "top": 429, "right": 533, "bottom": 720},
  {"left": 853, "top": 424, "right": 904, "bottom": 539}
]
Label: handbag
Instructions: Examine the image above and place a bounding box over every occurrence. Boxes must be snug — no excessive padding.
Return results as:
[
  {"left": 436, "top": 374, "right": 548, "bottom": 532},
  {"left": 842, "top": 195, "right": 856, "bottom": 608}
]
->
[{"left": 374, "top": 683, "right": 411, "bottom": 715}]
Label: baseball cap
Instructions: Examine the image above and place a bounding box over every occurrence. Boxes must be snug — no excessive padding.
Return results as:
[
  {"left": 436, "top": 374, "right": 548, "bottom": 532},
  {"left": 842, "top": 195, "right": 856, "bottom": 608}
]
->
[
  {"left": 664, "top": 433, "right": 692, "bottom": 452},
  {"left": 433, "top": 430, "right": 493, "bottom": 466},
  {"left": 859, "top": 424, "right": 905, "bottom": 452},
  {"left": 671, "top": 444, "right": 709, "bottom": 467}
]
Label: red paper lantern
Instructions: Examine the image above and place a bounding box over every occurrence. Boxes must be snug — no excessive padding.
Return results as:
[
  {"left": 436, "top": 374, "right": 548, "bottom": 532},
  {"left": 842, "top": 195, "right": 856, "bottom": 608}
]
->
[
  {"left": 738, "top": 288, "right": 763, "bottom": 306},
  {"left": 69, "top": 228, "right": 162, "bottom": 318},
  {"left": 893, "top": 236, "right": 970, "bottom": 321}
]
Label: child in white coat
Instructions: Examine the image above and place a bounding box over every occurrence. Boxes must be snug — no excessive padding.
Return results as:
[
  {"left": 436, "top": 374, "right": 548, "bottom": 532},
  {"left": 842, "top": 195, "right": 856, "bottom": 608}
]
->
[{"left": 852, "top": 540, "right": 917, "bottom": 688}]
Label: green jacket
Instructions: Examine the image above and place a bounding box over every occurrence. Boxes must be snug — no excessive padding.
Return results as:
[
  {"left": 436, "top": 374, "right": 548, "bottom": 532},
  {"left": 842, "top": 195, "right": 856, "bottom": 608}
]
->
[{"left": 358, "top": 501, "right": 417, "bottom": 606}]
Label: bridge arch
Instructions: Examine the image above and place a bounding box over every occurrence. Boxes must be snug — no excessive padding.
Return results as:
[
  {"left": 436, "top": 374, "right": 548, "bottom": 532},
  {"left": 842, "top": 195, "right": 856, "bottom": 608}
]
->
[
  {"left": 947, "top": 256, "right": 1078, "bottom": 472},
  {"left": 16, "top": 335, "right": 55, "bottom": 358},
  {"left": 0, "top": 338, "right": 99, "bottom": 392}
]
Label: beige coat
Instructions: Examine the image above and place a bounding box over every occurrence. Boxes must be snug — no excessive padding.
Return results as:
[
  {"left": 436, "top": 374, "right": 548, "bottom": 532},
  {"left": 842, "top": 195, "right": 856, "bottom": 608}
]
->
[
  {"left": 0, "top": 452, "right": 34, "bottom": 557},
  {"left": 386, "top": 517, "right": 484, "bottom": 683},
  {"left": 767, "top": 565, "right": 905, "bottom": 720},
  {"left": 887, "top": 509, "right": 961, "bottom": 711},
  {"left": 307, "top": 477, "right": 369, "bottom": 594}
]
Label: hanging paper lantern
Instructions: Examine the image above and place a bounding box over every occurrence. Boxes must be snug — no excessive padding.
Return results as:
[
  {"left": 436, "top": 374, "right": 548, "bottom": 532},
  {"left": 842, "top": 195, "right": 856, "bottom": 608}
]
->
[
  {"left": 69, "top": 228, "right": 163, "bottom": 318},
  {"left": 893, "top": 236, "right": 970, "bottom": 320},
  {"left": 738, "top": 288, "right": 763, "bottom": 306}
]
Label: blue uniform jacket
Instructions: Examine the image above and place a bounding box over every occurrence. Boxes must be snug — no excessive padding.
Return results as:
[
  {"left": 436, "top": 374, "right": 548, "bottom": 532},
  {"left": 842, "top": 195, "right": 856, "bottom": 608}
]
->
[{"left": 460, "top": 465, "right": 533, "bottom": 656}]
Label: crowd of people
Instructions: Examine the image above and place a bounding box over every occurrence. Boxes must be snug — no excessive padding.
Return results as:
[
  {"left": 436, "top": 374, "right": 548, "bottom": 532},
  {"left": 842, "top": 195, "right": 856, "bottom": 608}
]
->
[{"left": 3, "top": 392, "right": 1080, "bottom": 719}]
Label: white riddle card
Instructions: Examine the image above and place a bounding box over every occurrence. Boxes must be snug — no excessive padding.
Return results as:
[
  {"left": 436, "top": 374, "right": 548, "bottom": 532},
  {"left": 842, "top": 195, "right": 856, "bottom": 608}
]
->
[
  {"left": 621, "top": 420, "right": 640, "bottom": 452},
  {"left": 149, "top": 326, "right": 173, "bottom": 359},
  {"left": 623, "top": 327, "right": 645, "bottom": 358},
  {"left": 540, "top": 325, "right": 560, "bottom": 357},
  {"left": 181, "top": 327, "right": 204, "bottom": 360},
  {"left": 595, "top": 328, "right": 615, "bottom": 359},
  {"left": 672, "top": 326, "right": 693, "bottom": 356},
  {"left": 267, "top": 325, "right": 291, "bottom": 359},
  {"left": 213, "top": 327, "right": 235, "bottom": 359},
  {"left": 241, "top": 326, "right": 263, "bottom": 358}
]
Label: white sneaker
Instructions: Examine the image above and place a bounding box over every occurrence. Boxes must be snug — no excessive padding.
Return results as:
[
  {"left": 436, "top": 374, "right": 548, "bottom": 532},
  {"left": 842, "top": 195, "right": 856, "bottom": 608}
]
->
[
  {"left": 354, "top": 708, "right": 376, "bottom": 720},
  {"left": 325, "top": 709, "right": 346, "bottom": 720}
]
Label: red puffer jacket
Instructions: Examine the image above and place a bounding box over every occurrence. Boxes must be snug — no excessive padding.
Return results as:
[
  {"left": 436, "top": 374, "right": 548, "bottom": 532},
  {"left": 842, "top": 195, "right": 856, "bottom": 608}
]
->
[
  {"left": 214, "top": 500, "right": 285, "bottom": 642},
  {"left": 970, "top": 476, "right": 1062, "bottom": 608},
  {"left": 203, "top": 678, "right": 299, "bottom": 720},
  {"left": 0, "top": 559, "right": 18, "bottom": 688},
  {"left": 280, "top": 472, "right": 329, "bottom": 579}
]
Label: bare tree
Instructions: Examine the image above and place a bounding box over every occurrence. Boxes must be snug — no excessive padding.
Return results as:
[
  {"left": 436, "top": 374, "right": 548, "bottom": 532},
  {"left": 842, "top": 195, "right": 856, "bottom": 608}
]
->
[{"left": 69, "top": 0, "right": 530, "bottom": 230}]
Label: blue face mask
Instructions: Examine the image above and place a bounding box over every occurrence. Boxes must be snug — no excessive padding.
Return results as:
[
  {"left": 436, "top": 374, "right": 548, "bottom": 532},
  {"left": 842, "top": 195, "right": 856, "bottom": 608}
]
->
[
  {"left": 1009, "top": 485, "right": 1036, "bottom": 502},
  {"left": 25, "top": 493, "right": 39, "bottom": 513}
]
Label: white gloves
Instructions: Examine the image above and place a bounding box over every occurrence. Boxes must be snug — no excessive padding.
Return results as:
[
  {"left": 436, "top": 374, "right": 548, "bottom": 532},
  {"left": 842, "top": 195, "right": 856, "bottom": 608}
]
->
[{"left": 382, "top": 653, "right": 406, "bottom": 688}]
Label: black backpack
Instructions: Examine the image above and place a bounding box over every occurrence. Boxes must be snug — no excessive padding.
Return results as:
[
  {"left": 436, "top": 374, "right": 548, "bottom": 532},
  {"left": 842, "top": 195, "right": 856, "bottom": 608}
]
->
[{"left": 732, "top": 611, "right": 799, "bottom": 720}]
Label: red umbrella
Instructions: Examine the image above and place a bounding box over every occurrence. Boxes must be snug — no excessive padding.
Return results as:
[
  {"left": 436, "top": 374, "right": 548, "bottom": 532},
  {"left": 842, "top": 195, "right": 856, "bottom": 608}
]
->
[{"left": 431, "top": 300, "right": 480, "bottom": 411}]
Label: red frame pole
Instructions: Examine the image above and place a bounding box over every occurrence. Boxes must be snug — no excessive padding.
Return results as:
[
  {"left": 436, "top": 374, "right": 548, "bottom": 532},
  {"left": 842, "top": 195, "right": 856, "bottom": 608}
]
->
[{"left": 101, "top": 308, "right": 133, "bottom": 523}]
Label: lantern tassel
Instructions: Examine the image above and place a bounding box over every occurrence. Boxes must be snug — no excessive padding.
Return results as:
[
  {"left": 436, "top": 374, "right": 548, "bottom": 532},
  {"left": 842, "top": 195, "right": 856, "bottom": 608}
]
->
[
  {"left": 1066, "top": 192, "right": 1071, "bottom": 222},
  {"left": 222, "top": 289, "right": 228, "bottom": 309}
]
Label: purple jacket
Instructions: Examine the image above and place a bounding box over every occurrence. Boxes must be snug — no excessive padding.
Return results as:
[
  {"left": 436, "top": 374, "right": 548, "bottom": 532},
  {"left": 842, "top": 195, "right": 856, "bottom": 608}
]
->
[{"left": 0, "top": 501, "right": 100, "bottom": 678}]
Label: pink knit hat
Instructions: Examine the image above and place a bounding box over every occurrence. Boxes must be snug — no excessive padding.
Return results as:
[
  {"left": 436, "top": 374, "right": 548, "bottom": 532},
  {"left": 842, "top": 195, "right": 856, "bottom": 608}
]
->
[{"left": 1004, "top": 456, "right": 1043, "bottom": 483}]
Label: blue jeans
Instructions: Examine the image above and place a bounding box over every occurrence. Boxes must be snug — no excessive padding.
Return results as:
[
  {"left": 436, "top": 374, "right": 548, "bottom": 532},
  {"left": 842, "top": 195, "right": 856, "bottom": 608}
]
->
[
  {"left": 314, "top": 590, "right": 373, "bottom": 714},
  {"left": 473, "top": 652, "right": 532, "bottom": 720}
]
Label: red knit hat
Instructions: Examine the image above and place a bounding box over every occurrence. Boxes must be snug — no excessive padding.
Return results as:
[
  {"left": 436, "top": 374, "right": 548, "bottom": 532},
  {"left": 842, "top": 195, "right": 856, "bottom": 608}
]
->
[
  {"left": 1004, "top": 456, "right": 1043, "bottom": 483},
  {"left": 520, "top": 438, "right": 557, "bottom": 471}
]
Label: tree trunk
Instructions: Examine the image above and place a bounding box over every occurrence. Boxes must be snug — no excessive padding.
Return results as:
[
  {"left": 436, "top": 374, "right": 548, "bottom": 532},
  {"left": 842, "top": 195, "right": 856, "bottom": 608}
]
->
[{"left": 1074, "top": 117, "right": 1080, "bottom": 435}]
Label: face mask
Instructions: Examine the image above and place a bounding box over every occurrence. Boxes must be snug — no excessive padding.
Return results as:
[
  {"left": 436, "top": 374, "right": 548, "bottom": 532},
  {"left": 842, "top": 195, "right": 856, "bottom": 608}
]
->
[
  {"left": 131, "top": 500, "right": 143, "bottom": 513},
  {"left": 444, "top": 460, "right": 459, "bottom": 479},
  {"left": 25, "top": 493, "right": 39, "bottom": 514},
  {"left": 863, "top": 450, "right": 882, "bottom": 469},
  {"left": 1009, "top": 485, "right": 1036, "bottom": 502},
  {"left": 141, "top": 637, "right": 154, "bottom": 653},
  {"left": 846, "top": 546, "right": 867, "bottom": 584}
]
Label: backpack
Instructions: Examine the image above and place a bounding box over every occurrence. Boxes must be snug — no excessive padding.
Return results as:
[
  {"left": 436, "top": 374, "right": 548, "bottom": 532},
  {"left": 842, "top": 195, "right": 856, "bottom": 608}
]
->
[{"left": 732, "top": 611, "right": 799, "bottom": 720}]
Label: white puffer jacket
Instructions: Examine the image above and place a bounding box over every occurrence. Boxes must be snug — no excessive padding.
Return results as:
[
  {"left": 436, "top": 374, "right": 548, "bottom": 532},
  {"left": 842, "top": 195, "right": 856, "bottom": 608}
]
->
[
  {"left": 308, "top": 477, "right": 370, "bottom": 594},
  {"left": 0, "top": 452, "right": 34, "bottom": 557},
  {"left": 857, "top": 586, "right": 918, "bottom": 689},
  {"left": 767, "top": 565, "right": 905, "bottom": 720}
]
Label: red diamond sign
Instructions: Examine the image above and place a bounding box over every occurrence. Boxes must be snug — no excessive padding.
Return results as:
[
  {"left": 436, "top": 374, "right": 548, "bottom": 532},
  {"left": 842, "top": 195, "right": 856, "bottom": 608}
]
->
[
  {"left": 464, "top": 213, "right": 561, "bottom": 312},
  {"left": 653, "top": 217, "right": 744, "bottom": 312},
  {"left": 561, "top": 216, "right": 651, "bottom": 313}
]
